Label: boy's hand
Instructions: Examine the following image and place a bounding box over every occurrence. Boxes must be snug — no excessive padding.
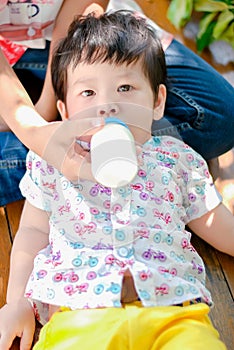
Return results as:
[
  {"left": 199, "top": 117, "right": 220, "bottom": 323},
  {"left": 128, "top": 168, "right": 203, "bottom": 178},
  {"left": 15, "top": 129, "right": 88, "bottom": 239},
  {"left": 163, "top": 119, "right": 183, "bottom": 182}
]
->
[{"left": 0, "top": 298, "right": 35, "bottom": 350}]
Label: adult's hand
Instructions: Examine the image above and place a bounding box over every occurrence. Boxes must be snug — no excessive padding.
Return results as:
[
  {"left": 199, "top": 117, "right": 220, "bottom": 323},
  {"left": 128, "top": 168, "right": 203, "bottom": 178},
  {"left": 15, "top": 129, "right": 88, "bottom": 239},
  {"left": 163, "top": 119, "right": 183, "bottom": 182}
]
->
[{"left": 39, "top": 116, "right": 105, "bottom": 182}]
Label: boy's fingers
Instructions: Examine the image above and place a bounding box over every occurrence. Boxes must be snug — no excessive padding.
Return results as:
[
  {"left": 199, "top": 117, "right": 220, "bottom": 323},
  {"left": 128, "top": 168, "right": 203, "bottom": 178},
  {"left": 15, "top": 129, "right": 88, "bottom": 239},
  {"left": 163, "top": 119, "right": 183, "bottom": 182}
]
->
[
  {"left": 20, "top": 325, "right": 35, "bottom": 350},
  {"left": 0, "top": 332, "right": 14, "bottom": 350}
]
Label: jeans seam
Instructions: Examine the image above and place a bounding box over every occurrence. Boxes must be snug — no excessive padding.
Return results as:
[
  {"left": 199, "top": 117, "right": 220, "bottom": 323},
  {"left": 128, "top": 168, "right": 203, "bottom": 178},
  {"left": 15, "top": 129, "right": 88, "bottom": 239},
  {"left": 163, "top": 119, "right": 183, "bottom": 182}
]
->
[
  {"left": 169, "top": 87, "right": 205, "bottom": 129},
  {"left": 0, "top": 159, "right": 26, "bottom": 169},
  {"left": 14, "top": 62, "right": 47, "bottom": 70}
]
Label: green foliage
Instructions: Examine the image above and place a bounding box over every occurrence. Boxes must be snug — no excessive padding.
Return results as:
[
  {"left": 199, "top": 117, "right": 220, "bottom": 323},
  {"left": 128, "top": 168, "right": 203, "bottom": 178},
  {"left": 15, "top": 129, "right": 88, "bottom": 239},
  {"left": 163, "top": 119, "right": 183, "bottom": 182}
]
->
[{"left": 167, "top": 0, "right": 234, "bottom": 52}]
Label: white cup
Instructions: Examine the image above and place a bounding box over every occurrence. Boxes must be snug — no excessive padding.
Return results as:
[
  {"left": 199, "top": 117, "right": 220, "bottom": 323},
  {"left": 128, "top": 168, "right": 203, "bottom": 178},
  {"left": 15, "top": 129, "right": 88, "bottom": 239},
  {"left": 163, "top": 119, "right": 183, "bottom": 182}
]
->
[
  {"left": 91, "top": 118, "right": 138, "bottom": 188},
  {"left": 9, "top": 2, "right": 39, "bottom": 25}
]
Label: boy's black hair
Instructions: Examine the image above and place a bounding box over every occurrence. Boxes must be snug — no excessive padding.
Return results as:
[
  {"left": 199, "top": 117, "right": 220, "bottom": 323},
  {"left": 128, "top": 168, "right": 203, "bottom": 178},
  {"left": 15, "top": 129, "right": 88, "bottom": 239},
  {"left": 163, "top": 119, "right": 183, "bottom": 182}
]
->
[{"left": 51, "top": 10, "right": 167, "bottom": 102}]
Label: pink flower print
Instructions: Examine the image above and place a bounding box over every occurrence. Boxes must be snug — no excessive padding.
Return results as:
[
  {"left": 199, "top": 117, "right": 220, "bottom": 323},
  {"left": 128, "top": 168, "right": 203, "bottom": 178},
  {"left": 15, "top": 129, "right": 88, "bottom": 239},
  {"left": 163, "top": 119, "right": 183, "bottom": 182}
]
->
[
  {"left": 57, "top": 271, "right": 79, "bottom": 283},
  {"left": 131, "top": 183, "right": 144, "bottom": 191},
  {"left": 78, "top": 212, "right": 85, "bottom": 220},
  {"left": 140, "top": 192, "right": 149, "bottom": 201},
  {"left": 163, "top": 190, "right": 174, "bottom": 202},
  {"left": 155, "top": 283, "right": 169, "bottom": 296},
  {"left": 53, "top": 272, "right": 63, "bottom": 282},
  {"left": 138, "top": 169, "right": 147, "bottom": 178},
  {"left": 139, "top": 270, "right": 152, "bottom": 281},
  {"left": 146, "top": 181, "right": 154, "bottom": 191},
  {"left": 188, "top": 193, "right": 196, "bottom": 202},
  {"left": 25, "top": 289, "right": 33, "bottom": 298},
  {"left": 181, "top": 238, "right": 196, "bottom": 252},
  {"left": 77, "top": 283, "right": 89, "bottom": 293},
  {"left": 136, "top": 228, "right": 150, "bottom": 239},
  {"left": 27, "top": 160, "right": 32, "bottom": 170},
  {"left": 64, "top": 283, "right": 88, "bottom": 296},
  {"left": 180, "top": 170, "right": 189, "bottom": 183},
  {"left": 86, "top": 221, "right": 97, "bottom": 233},
  {"left": 112, "top": 204, "right": 122, "bottom": 213},
  {"left": 64, "top": 285, "right": 75, "bottom": 296},
  {"left": 103, "top": 200, "right": 111, "bottom": 209},
  {"left": 153, "top": 209, "right": 172, "bottom": 224},
  {"left": 47, "top": 165, "right": 54, "bottom": 175},
  {"left": 37, "top": 270, "right": 47, "bottom": 279},
  {"left": 172, "top": 151, "right": 179, "bottom": 159},
  {"left": 186, "top": 153, "right": 194, "bottom": 163},
  {"left": 136, "top": 222, "right": 149, "bottom": 239},
  {"left": 45, "top": 251, "right": 62, "bottom": 267},
  {"left": 86, "top": 271, "right": 97, "bottom": 280},
  {"left": 158, "top": 266, "right": 177, "bottom": 277},
  {"left": 89, "top": 185, "right": 99, "bottom": 197},
  {"left": 191, "top": 259, "right": 204, "bottom": 274},
  {"left": 204, "top": 168, "right": 210, "bottom": 178},
  {"left": 105, "top": 254, "right": 115, "bottom": 265},
  {"left": 137, "top": 221, "right": 147, "bottom": 228},
  {"left": 167, "top": 191, "right": 174, "bottom": 202},
  {"left": 58, "top": 199, "right": 71, "bottom": 215},
  {"left": 42, "top": 179, "right": 56, "bottom": 191},
  {"left": 74, "top": 223, "right": 82, "bottom": 234},
  {"left": 35, "top": 161, "right": 41, "bottom": 169},
  {"left": 90, "top": 207, "right": 100, "bottom": 215},
  {"left": 153, "top": 224, "right": 162, "bottom": 230}
]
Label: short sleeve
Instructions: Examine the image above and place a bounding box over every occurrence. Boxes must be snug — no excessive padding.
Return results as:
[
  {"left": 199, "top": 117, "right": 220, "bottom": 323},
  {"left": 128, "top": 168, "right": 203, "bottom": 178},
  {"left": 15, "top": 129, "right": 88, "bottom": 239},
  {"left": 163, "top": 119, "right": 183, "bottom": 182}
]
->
[
  {"left": 176, "top": 143, "right": 222, "bottom": 224},
  {"left": 19, "top": 151, "right": 56, "bottom": 212}
]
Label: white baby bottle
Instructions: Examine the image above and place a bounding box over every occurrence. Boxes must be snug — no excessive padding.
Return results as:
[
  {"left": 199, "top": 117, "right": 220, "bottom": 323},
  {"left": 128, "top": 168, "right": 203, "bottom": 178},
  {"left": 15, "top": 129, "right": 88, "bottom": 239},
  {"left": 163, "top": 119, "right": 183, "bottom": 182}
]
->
[{"left": 90, "top": 117, "right": 138, "bottom": 188}]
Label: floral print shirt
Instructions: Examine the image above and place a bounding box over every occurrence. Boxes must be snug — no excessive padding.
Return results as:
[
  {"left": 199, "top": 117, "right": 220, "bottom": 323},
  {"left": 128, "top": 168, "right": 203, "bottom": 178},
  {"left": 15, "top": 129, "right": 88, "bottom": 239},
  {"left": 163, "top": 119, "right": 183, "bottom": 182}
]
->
[{"left": 20, "top": 136, "right": 221, "bottom": 314}]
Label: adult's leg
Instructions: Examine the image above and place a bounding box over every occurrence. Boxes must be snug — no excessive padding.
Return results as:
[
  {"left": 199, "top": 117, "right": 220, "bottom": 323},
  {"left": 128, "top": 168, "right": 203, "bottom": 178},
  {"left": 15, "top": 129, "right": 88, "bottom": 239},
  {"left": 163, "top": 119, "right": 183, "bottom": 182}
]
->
[
  {"left": 13, "top": 41, "right": 49, "bottom": 103},
  {"left": 0, "top": 132, "right": 28, "bottom": 206},
  {"left": 0, "top": 44, "right": 48, "bottom": 206},
  {"left": 152, "top": 39, "right": 234, "bottom": 161}
]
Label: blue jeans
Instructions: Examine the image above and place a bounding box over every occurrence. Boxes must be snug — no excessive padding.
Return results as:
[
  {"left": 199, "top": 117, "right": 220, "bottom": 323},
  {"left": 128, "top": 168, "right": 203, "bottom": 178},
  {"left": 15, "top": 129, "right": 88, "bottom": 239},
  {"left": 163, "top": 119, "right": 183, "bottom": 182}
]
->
[
  {"left": 0, "top": 43, "right": 48, "bottom": 206},
  {"left": 0, "top": 39, "right": 234, "bottom": 206},
  {"left": 152, "top": 39, "right": 234, "bottom": 159}
]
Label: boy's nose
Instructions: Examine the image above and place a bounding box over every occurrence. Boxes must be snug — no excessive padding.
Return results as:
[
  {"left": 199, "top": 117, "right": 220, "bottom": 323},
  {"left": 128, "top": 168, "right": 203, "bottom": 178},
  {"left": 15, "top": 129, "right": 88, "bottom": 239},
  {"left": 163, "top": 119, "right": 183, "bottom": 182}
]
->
[{"left": 97, "top": 103, "right": 119, "bottom": 117}]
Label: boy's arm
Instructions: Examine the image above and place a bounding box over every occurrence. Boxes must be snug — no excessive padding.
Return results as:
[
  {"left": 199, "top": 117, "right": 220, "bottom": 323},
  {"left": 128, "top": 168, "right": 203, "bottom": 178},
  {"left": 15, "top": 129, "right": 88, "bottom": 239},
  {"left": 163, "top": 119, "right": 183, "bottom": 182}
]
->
[
  {"left": 188, "top": 203, "right": 234, "bottom": 256},
  {"left": 0, "top": 200, "right": 49, "bottom": 350},
  {"left": 7, "top": 200, "right": 50, "bottom": 302}
]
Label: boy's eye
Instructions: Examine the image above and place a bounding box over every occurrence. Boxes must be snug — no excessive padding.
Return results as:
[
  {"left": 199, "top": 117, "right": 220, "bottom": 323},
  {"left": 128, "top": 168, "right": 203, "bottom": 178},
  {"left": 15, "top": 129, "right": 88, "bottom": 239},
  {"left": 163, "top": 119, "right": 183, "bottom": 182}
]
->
[
  {"left": 81, "top": 90, "right": 95, "bottom": 97},
  {"left": 118, "top": 85, "right": 132, "bottom": 92}
]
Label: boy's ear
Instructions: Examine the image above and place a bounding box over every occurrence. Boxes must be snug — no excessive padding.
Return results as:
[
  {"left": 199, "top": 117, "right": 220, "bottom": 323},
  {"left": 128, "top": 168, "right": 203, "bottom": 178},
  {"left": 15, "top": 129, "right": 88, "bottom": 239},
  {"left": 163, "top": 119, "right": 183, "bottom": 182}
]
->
[
  {"left": 153, "top": 84, "right": 167, "bottom": 121},
  {"left": 57, "top": 100, "right": 68, "bottom": 120}
]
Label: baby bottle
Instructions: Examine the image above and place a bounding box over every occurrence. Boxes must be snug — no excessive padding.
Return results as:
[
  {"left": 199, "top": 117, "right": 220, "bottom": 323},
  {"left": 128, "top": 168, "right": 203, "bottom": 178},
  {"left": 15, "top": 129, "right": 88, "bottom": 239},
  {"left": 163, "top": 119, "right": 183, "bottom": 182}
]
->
[{"left": 90, "top": 117, "right": 138, "bottom": 188}]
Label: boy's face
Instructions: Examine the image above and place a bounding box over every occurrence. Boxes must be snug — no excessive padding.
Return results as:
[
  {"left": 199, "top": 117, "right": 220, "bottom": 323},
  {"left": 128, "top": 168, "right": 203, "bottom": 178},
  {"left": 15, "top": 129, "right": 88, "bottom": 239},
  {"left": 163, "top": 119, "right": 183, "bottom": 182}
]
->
[{"left": 57, "top": 60, "right": 166, "bottom": 144}]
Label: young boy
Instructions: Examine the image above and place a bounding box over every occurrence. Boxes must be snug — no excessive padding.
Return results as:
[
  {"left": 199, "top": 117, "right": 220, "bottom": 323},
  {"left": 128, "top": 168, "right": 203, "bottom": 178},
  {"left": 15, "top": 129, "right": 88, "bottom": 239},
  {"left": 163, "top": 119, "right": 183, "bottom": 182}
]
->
[{"left": 0, "top": 10, "right": 233, "bottom": 350}]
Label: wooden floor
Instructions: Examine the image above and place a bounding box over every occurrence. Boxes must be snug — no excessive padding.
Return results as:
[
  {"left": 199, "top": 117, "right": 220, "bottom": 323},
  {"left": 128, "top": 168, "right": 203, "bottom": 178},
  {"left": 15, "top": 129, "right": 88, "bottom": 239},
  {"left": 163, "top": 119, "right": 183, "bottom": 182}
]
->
[{"left": 0, "top": 0, "right": 234, "bottom": 349}]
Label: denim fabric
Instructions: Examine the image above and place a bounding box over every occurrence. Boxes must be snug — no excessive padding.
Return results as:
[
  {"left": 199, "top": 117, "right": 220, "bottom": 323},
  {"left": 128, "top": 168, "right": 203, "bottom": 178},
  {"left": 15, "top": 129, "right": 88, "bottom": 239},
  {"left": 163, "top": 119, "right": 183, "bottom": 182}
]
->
[
  {"left": 13, "top": 41, "right": 49, "bottom": 103},
  {"left": 0, "top": 43, "right": 48, "bottom": 206},
  {"left": 152, "top": 39, "right": 234, "bottom": 160},
  {"left": 1, "top": 39, "right": 234, "bottom": 206},
  {"left": 0, "top": 132, "right": 28, "bottom": 206}
]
